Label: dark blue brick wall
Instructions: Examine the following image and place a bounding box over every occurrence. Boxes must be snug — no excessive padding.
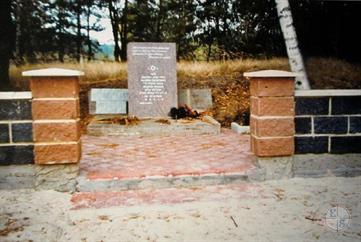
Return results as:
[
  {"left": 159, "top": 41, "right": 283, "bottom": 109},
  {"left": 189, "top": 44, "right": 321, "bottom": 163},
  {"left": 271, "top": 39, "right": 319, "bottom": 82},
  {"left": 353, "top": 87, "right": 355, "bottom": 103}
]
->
[
  {"left": 332, "top": 96, "right": 361, "bottom": 114},
  {"left": 0, "top": 124, "right": 9, "bottom": 143},
  {"left": 350, "top": 117, "right": 361, "bottom": 133},
  {"left": 0, "top": 99, "right": 32, "bottom": 120},
  {"left": 0, "top": 96, "right": 34, "bottom": 165},
  {"left": 295, "top": 95, "right": 361, "bottom": 154},
  {"left": 295, "top": 136, "right": 328, "bottom": 154},
  {"left": 295, "top": 117, "right": 311, "bottom": 134},
  {"left": 295, "top": 97, "right": 329, "bottom": 115},
  {"left": 12, "top": 123, "right": 33, "bottom": 143},
  {"left": 314, "top": 117, "right": 347, "bottom": 134},
  {"left": 331, "top": 136, "right": 361, "bottom": 154},
  {"left": 0, "top": 145, "right": 34, "bottom": 165}
]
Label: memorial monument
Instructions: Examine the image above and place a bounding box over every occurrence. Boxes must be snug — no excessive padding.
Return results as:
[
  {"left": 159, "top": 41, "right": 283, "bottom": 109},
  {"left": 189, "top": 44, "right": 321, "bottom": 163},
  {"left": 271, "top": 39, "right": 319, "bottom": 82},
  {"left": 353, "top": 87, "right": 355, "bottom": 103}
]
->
[
  {"left": 127, "top": 42, "right": 177, "bottom": 118},
  {"left": 87, "top": 42, "right": 220, "bottom": 136}
]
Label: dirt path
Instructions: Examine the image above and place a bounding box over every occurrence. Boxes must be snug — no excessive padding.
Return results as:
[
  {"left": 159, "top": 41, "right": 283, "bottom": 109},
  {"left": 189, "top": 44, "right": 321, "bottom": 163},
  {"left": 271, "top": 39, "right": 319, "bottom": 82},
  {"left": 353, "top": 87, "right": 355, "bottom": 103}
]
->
[{"left": 1, "top": 176, "right": 361, "bottom": 242}]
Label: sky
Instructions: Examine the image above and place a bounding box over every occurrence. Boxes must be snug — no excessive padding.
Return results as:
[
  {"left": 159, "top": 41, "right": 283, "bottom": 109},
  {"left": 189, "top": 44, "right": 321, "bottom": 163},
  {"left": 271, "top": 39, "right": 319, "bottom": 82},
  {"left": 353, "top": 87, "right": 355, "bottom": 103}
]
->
[{"left": 90, "top": 17, "right": 114, "bottom": 45}]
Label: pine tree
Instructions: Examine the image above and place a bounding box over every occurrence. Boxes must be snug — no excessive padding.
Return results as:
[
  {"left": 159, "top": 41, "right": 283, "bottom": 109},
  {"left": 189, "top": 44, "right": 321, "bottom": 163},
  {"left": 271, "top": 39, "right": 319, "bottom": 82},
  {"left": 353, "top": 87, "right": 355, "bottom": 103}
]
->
[{"left": 0, "top": 0, "right": 14, "bottom": 90}]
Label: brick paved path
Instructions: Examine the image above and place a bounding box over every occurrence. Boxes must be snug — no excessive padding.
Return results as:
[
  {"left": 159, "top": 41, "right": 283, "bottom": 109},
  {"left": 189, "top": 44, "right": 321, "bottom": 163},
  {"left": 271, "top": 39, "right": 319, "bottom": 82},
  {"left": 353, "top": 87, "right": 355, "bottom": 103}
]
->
[{"left": 80, "top": 129, "right": 256, "bottom": 180}]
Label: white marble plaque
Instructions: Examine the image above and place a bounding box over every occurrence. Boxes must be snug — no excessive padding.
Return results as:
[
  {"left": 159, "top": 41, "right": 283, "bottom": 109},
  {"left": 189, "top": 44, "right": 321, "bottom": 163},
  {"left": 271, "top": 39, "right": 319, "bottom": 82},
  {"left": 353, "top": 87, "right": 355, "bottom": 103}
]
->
[
  {"left": 89, "top": 88, "right": 128, "bottom": 114},
  {"left": 178, "top": 89, "right": 212, "bottom": 111}
]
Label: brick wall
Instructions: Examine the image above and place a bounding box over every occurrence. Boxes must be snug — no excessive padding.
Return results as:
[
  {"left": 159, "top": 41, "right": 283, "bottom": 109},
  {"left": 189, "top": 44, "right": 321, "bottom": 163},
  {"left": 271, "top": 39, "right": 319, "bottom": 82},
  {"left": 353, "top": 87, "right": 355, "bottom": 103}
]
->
[
  {"left": 0, "top": 92, "right": 34, "bottom": 165},
  {"left": 23, "top": 68, "right": 83, "bottom": 164},
  {"left": 245, "top": 70, "right": 297, "bottom": 157},
  {"left": 1, "top": 68, "right": 83, "bottom": 166},
  {"left": 295, "top": 90, "right": 361, "bottom": 154}
]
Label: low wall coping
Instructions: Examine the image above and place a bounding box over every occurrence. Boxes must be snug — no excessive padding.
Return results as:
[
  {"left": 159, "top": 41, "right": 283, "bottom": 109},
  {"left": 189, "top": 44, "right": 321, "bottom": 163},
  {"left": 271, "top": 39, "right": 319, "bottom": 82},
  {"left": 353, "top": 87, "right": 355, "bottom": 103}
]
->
[
  {"left": 22, "top": 68, "right": 84, "bottom": 77},
  {"left": 296, "top": 89, "right": 361, "bottom": 97},
  {"left": 243, "top": 70, "right": 299, "bottom": 78},
  {"left": 0, "top": 91, "right": 32, "bottom": 99}
]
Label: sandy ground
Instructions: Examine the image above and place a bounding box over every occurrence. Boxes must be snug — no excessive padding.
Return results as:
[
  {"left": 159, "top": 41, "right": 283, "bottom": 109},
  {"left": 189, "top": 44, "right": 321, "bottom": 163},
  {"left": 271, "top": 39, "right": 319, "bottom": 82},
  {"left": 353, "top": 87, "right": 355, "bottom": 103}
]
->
[{"left": 1, "top": 176, "right": 361, "bottom": 242}]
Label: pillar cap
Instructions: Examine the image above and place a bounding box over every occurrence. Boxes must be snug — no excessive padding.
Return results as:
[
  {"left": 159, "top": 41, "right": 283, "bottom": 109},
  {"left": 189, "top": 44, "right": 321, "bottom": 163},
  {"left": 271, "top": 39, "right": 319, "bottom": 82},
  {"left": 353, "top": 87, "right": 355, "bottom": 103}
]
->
[
  {"left": 22, "top": 68, "right": 84, "bottom": 77},
  {"left": 244, "top": 70, "right": 299, "bottom": 78}
]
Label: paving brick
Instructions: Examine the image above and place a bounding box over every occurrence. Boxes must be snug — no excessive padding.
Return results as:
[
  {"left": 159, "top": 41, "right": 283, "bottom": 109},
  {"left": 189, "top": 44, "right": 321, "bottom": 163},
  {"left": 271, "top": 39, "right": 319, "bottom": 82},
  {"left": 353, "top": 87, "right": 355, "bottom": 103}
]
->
[
  {"left": 295, "top": 97, "right": 329, "bottom": 115},
  {"left": 251, "top": 117, "right": 294, "bottom": 137},
  {"left": 251, "top": 97, "right": 294, "bottom": 116},
  {"left": 250, "top": 78, "right": 294, "bottom": 97},
  {"left": 295, "top": 136, "right": 328, "bottom": 154},
  {"left": 0, "top": 99, "right": 32, "bottom": 120},
  {"left": 12, "top": 123, "right": 33, "bottom": 143},
  {"left": 34, "top": 142, "right": 81, "bottom": 164},
  {"left": 332, "top": 96, "right": 361, "bottom": 115},
  {"left": 33, "top": 121, "right": 80, "bottom": 142},
  {"left": 350, "top": 117, "right": 361, "bottom": 133},
  {"left": 30, "top": 77, "right": 79, "bottom": 98},
  {"left": 331, "top": 136, "right": 361, "bottom": 154},
  {"left": 32, "top": 99, "right": 79, "bottom": 120},
  {"left": 0, "top": 145, "right": 34, "bottom": 165},
  {"left": 251, "top": 136, "right": 294, "bottom": 157},
  {"left": 314, "top": 117, "right": 347, "bottom": 134},
  {"left": 0, "top": 124, "right": 9, "bottom": 143},
  {"left": 295, "top": 117, "right": 312, "bottom": 134},
  {"left": 71, "top": 183, "right": 261, "bottom": 209},
  {"left": 80, "top": 131, "right": 256, "bottom": 180}
]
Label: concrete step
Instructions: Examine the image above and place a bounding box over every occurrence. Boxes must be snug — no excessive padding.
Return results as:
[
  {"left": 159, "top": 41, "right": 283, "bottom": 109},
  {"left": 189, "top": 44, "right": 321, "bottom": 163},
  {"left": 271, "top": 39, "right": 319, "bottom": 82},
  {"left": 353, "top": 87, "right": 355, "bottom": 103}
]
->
[{"left": 76, "top": 169, "right": 263, "bottom": 192}]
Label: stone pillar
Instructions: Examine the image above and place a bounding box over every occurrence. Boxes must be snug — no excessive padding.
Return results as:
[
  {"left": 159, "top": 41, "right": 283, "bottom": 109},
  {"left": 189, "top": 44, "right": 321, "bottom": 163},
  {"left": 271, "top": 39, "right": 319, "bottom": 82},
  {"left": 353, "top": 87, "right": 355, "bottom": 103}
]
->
[
  {"left": 244, "top": 70, "right": 296, "bottom": 157},
  {"left": 23, "top": 68, "right": 84, "bottom": 164}
]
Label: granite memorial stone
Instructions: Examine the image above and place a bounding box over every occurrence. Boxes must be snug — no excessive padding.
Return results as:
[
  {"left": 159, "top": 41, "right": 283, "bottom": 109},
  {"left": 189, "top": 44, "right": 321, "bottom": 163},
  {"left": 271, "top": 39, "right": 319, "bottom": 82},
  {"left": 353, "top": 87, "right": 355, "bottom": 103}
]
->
[
  {"left": 127, "top": 42, "right": 177, "bottom": 118},
  {"left": 89, "top": 88, "right": 128, "bottom": 114}
]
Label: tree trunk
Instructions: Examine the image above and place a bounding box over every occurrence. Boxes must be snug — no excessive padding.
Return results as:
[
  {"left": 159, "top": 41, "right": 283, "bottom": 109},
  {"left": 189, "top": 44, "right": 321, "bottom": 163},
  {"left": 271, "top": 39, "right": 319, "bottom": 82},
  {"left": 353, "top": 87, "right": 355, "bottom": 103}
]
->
[
  {"left": 155, "top": 0, "right": 163, "bottom": 41},
  {"left": 14, "top": 1, "right": 22, "bottom": 65},
  {"left": 76, "top": 4, "right": 82, "bottom": 63},
  {"left": 275, "top": 0, "right": 310, "bottom": 89},
  {"left": 87, "top": 2, "right": 93, "bottom": 61},
  {"left": 120, "top": 0, "right": 128, "bottom": 62},
  {"left": 57, "top": 4, "right": 65, "bottom": 63},
  {"left": 207, "top": 42, "right": 212, "bottom": 62},
  {"left": 108, "top": 0, "right": 121, "bottom": 62},
  {"left": 0, "top": 0, "right": 14, "bottom": 90}
]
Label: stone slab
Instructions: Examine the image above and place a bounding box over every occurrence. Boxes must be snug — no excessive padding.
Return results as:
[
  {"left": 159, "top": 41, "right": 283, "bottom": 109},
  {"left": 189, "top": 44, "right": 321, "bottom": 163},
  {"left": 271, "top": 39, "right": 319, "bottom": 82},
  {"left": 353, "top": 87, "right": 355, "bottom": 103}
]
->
[
  {"left": 35, "top": 164, "right": 79, "bottom": 192},
  {"left": 87, "top": 115, "right": 221, "bottom": 137},
  {"left": 76, "top": 172, "right": 250, "bottom": 192},
  {"left": 178, "top": 89, "right": 212, "bottom": 111},
  {"left": 231, "top": 122, "right": 250, "bottom": 134},
  {"left": 22, "top": 68, "right": 84, "bottom": 76},
  {"left": 0, "top": 164, "right": 78, "bottom": 192},
  {"left": 293, "top": 154, "right": 361, "bottom": 178},
  {"left": 244, "top": 70, "right": 299, "bottom": 77},
  {"left": 127, "top": 42, "right": 177, "bottom": 118},
  {"left": 89, "top": 88, "right": 128, "bottom": 114},
  {"left": 257, "top": 156, "right": 294, "bottom": 180}
]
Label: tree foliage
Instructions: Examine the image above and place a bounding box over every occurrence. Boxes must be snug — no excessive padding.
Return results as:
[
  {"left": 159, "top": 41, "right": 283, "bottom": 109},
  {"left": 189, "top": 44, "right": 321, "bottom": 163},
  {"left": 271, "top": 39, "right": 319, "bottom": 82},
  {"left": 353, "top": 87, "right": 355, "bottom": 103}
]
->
[
  {"left": 10, "top": 0, "right": 103, "bottom": 64},
  {"left": 3, "top": 0, "right": 361, "bottom": 64}
]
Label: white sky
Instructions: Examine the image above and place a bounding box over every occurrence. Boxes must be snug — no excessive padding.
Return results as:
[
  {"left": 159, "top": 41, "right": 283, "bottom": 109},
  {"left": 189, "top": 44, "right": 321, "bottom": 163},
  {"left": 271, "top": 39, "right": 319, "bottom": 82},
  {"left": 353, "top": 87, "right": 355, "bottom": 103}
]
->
[{"left": 90, "top": 17, "right": 114, "bottom": 44}]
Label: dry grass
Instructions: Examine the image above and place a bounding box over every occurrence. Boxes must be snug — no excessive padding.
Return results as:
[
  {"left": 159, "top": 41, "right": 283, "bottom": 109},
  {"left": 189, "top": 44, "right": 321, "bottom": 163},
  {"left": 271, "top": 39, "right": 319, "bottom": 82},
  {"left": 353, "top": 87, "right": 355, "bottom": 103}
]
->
[
  {"left": 306, "top": 57, "right": 361, "bottom": 89},
  {"left": 177, "top": 58, "right": 289, "bottom": 79},
  {"left": 10, "top": 61, "right": 127, "bottom": 89},
  {"left": 9, "top": 57, "right": 361, "bottom": 127},
  {"left": 10, "top": 58, "right": 289, "bottom": 88}
]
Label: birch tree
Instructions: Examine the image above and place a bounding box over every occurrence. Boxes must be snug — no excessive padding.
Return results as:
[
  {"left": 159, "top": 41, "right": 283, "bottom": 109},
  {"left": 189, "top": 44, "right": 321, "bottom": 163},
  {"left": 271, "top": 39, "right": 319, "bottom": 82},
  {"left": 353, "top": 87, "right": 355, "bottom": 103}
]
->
[{"left": 275, "top": 0, "right": 310, "bottom": 89}]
